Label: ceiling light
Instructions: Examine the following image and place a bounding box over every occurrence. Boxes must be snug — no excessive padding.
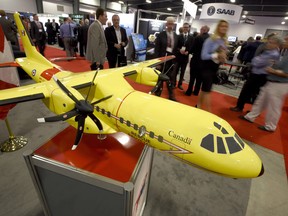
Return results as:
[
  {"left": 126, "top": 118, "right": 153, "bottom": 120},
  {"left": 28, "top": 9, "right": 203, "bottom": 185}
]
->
[
  {"left": 230, "top": 0, "right": 236, "bottom": 3},
  {"left": 146, "top": 0, "right": 152, "bottom": 3},
  {"left": 285, "top": 17, "right": 288, "bottom": 20},
  {"left": 179, "top": 12, "right": 183, "bottom": 15},
  {"left": 281, "top": 22, "right": 285, "bottom": 25},
  {"left": 198, "top": 8, "right": 202, "bottom": 11},
  {"left": 242, "top": 15, "right": 246, "bottom": 18},
  {"left": 167, "top": 8, "right": 172, "bottom": 11},
  {"left": 243, "top": 11, "right": 248, "bottom": 15},
  {"left": 118, "top": 1, "right": 124, "bottom": 4}
]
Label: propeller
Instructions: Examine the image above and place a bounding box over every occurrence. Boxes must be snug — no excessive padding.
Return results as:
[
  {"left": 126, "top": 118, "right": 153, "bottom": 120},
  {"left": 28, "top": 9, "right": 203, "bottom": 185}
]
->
[
  {"left": 37, "top": 71, "right": 112, "bottom": 150},
  {"left": 149, "top": 64, "right": 174, "bottom": 96}
]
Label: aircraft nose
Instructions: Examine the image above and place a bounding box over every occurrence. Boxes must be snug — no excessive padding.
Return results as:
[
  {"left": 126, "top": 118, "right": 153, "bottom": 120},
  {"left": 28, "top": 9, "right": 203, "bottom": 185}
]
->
[{"left": 258, "top": 163, "right": 265, "bottom": 177}]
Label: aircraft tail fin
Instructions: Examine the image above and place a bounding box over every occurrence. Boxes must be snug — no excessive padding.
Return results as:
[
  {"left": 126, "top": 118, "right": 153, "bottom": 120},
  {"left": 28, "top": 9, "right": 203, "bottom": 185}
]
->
[{"left": 13, "top": 13, "right": 53, "bottom": 67}]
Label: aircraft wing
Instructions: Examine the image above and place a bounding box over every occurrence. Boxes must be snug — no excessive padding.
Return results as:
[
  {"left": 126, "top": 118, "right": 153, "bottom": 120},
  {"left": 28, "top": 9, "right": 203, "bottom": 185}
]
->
[
  {"left": 0, "top": 82, "right": 50, "bottom": 106},
  {"left": 136, "top": 55, "right": 175, "bottom": 68}
]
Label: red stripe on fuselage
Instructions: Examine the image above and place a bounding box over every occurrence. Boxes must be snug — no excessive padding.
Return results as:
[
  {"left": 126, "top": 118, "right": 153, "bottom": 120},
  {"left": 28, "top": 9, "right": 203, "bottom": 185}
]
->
[{"left": 40, "top": 67, "right": 61, "bottom": 80}]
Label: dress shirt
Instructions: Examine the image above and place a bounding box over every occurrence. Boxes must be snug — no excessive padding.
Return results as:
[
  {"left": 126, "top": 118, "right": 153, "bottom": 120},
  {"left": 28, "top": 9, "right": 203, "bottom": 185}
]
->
[
  {"left": 166, "top": 31, "right": 174, "bottom": 52},
  {"left": 201, "top": 37, "right": 226, "bottom": 61},
  {"left": 251, "top": 49, "right": 280, "bottom": 75},
  {"left": 114, "top": 27, "right": 121, "bottom": 44},
  {"left": 60, "top": 22, "right": 76, "bottom": 38},
  {"left": 267, "top": 56, "right": 288, "bottom": 82}
]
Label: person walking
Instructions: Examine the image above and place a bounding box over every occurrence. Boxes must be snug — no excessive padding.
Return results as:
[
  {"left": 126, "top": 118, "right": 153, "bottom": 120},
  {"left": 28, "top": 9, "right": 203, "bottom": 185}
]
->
[
  {"left": 60, "top": 17, "right": 77, "bottom": 57},
  {"left": 239, "top": 36, "right": 287, "bottom": 132},
  {"left": 230, "top": 35, "right": 282, "bottom": 112},
  {"left": 197, "top": 20, "right": 229, "bottom": 112}
]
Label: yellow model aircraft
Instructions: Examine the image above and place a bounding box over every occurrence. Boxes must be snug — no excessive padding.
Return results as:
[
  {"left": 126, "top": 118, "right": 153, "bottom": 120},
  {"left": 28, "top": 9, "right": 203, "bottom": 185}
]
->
[{"left": 0, "top": 13, "right": 264, "bottom": 178}]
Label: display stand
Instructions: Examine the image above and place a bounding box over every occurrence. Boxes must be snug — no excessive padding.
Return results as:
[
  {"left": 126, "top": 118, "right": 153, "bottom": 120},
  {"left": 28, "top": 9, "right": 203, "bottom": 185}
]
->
[{"left": 23, "top": 126, "right": 153, "bottom": 216}]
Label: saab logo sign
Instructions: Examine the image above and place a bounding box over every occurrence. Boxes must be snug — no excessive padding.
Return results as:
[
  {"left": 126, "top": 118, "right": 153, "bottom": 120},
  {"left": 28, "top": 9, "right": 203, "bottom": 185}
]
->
[
  {"left": 207, "top": 6, "right": 216, "bottom": 16},
  {"left": 216, "top": 8, "right": 235, "bottom": 16},
  {"left": 200, "top": 3, "right": 242, "bottom": 23}
]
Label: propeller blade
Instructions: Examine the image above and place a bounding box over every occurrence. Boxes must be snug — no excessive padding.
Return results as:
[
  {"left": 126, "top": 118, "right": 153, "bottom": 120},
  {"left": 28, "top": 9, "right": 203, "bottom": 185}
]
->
[
  {"left": 88, "top": 113, "right": 103, "bottom": 131},
  {"left": 91, "top": 95, "right": 113, "bottom": 105},
  {"left": 37, "top": 109, "right": 78, "bottom": 123},
  {"left": 149, "top": 80, "right": 163, "bottom": 95},
  {"left": 71, "top": 115, "right": 86, "bottom": 150},
  {"left": 85, "top": 68, "right": 99, "bottom": 102},
  {"left": 52, "top": 75, "right": 81, "bottom": 105}
]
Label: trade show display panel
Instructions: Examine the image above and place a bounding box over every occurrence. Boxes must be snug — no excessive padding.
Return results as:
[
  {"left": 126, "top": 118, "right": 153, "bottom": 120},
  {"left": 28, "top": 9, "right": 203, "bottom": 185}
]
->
[{"left": 24, "top": 126, "right": 153, "bottom": 216}]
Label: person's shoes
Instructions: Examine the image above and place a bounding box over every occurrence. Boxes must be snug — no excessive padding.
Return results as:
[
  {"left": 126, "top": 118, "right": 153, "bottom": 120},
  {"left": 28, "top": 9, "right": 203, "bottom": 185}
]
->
[
  {"left": 230, "top": 106, "right": 243, "bottom": 112},
  {"left": 192, "top": 91, "right": 199, "bottom": 96},
  {"left": 185, "top": 91, "right": 192, "bottom": 96},
  {"left": 239, "top": 115, "right": 253, "bottom": 123},
  {"left": 80, "top": 55, "right": 85, "bottom": 57},
  {"left": 258, "top": 126, "right": 274, "bottom": 132},
  {"left": 178, "top": 85, "right": 184, "bottom": 90}
]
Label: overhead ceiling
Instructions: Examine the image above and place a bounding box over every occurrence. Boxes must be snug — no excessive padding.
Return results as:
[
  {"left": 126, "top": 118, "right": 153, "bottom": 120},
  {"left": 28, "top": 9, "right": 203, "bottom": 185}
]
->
[{"left": 121, "top": 0, "right": 288, "bottom": 17}]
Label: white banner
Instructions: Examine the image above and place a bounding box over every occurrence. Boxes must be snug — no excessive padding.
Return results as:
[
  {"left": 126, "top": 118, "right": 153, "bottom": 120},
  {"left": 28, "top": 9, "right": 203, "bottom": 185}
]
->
[
  {"left": 183, "top": 0, "right": 197, "bottom": 19},
  {"left": 200, "top": 3, "right": 242, "bottom": 23}
]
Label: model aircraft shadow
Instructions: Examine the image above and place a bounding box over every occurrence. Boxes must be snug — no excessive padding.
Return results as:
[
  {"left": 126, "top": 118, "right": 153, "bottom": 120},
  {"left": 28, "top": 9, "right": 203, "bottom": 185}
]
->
[{"left": 143, "top": 150, "right": 251, "bottom": 216}]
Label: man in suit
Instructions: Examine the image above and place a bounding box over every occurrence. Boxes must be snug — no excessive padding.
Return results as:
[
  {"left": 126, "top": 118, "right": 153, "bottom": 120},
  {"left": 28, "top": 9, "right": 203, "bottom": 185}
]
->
[
  {"left": 45, "top": 19, "right": 54, "bottom": 45},
  {"left": 154, "top": 16, "right": 177, "bottom": 101},
  {"left": 30, "top": 14, "right": 46, "bottom": 56},
  {"left": 78, "top": 19, "right": 89, "bottom": 57},
  {"left": 51, "top": 19, "right": 59, "bottom": 45},
  {"left": 0, "top": 10, "right": 18, "bottom": 47},
  {"left": 171, "top": 22, "right": 193, "bottom": 90},
  {"left": 105, "top": 14, "right": 128, "bottom": 68},
  {"left": 86, "top": 8, "right": 108, "bottom": 70},
  {"left": 185, "top": 25, "right": 210, "bottom": 96}
]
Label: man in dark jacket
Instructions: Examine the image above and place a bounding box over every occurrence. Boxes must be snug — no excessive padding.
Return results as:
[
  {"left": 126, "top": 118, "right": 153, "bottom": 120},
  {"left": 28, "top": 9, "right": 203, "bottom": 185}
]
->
[
  {"left": 185, "top": 25, "right": 210, "bottom": 96},
  {"left": 154, "top": 16, "right": 178, "bottom": 101},
  {"left": 0, "top": 10, "right": 18, "bottom": 47},
  {"left": 78, "top": 19, "right": 89, "bottom": 57},
  {"left": 171, "top": 22, "right": 193, "bottom": 90},
  {"left": 30, "top": 14, "right": 46, "bottom": 56},
  {"left": 104, "top": 14, "right": 128, "bottom": 68}
]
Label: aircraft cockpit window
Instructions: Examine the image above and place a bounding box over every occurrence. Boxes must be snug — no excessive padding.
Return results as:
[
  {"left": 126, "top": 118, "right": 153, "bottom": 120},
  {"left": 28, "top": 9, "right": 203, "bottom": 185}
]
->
[
  {"left": 234, "top": 133, "right": 245, "bottom": 148},
  {"left": 214, "top": 122, "right": 221, "bottom": 130},
  {"left": 221, "top": 127, "right": 228, "bottom": 134},
  {"left": 217, "top": 137, "right": 226, "bottom": 154},
  {"left": 225, "top": 137, "right": 242, "bottom": 154},
  {"left": 200, "top": 134, "right": 214, "bottom": 152}
]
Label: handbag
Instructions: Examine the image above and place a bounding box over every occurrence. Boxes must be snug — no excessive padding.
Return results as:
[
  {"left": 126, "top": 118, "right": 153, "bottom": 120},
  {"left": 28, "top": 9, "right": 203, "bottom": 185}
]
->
[{"left": 69, "top": 37, "right": 78, "bottom": 47}]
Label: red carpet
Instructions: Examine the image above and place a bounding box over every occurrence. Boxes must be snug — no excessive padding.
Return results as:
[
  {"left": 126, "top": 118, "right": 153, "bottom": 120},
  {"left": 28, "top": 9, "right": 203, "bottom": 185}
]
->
[{"left": 42, "top": 46, "right": 288, "bottom": 175}]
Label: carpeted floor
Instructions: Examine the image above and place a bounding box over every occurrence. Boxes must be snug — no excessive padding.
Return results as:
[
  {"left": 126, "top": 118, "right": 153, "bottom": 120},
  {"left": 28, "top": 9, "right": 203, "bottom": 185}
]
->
[{"left": 22, "top": 46, "right": 288, "bottom": 176}]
